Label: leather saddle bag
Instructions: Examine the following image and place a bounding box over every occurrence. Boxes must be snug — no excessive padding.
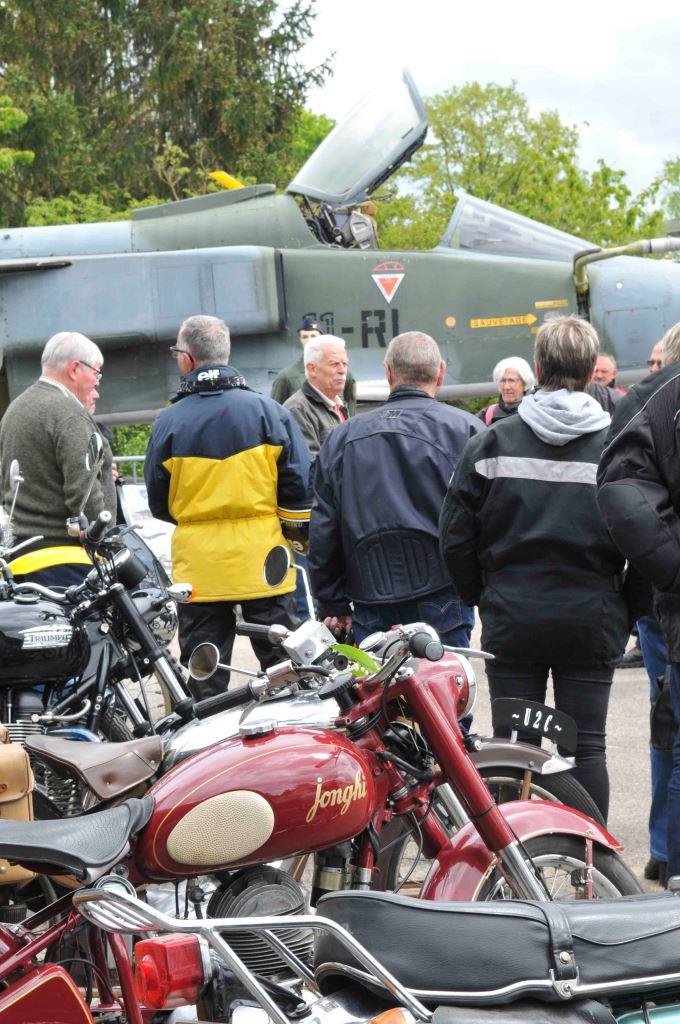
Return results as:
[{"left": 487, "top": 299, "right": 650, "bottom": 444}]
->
[{"left": 0, "top": 725, "right": 35, "bottom": 884}]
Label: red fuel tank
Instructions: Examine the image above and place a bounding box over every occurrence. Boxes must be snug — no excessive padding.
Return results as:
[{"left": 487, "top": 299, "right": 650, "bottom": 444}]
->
[{"left": 134, "top": 726, "right": 379, "bottom": 881}]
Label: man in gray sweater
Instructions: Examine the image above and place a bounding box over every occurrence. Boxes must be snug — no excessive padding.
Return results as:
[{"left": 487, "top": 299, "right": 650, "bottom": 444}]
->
[{"left": 0, "top": 331, "right": 116, "bottom": 587}]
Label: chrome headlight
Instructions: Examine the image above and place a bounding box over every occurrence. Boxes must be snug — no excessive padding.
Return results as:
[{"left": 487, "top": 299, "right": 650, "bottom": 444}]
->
[
  {"left": 130, "top": 590, "right": 179, "bottom": 647},
  {"left": 148, "top": 598, "right": 178, "bottom": 645}
]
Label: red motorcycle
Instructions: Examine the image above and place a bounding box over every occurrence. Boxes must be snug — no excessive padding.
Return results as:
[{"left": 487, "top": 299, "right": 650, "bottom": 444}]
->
[
  {"left": 0, "top": 615, "right": 641, "bottom": 1021},
  {"left": 2, "top": 621, "right": 639, "bottom": 896}
]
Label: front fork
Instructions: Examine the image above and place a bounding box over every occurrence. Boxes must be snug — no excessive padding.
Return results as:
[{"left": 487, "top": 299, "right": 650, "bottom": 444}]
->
[{"left": 427, "top": 782, "right": 550, "bottom": 900}]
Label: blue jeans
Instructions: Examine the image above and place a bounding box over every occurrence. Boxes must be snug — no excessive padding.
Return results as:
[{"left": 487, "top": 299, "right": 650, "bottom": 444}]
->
[
  {"left": 638, "top": 614, "right": 671, "bottom": 862},
  {"left": 352, "top": 589, "right": 474, "bottom": 648},
  {"left": 293, "top": 554, "right": 312, "bottom": 622}
]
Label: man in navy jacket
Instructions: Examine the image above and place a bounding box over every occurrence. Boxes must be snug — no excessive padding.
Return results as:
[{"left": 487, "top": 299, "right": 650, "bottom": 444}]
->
[{"left": 308, "top": 331, "right": 482, "bottom": 645}]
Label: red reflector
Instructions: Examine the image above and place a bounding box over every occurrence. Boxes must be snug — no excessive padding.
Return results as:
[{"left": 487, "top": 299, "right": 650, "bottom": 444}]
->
[{"left": 134, "top": 933, "right": 207, "bottom": 1010}]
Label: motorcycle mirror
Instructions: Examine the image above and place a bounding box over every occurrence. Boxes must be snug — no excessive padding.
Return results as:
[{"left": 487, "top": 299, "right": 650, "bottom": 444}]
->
[
  {"left": 85, "top": 433, "right": 104, "bottom": 473},
  {"left": 8, "top": 460, "right": 22, "bottom": 494},
  {"left": 188, "top": 642, "right": 221, "bottom": 681},
  {"left": 4, "top": 459, "right": 23, "bottom": 546},
  {"left": 263, "top": 545, "right": 290, "bottom": 588},
  {"left": 79, "top": 432, "right": 105, "bottom": 516}
]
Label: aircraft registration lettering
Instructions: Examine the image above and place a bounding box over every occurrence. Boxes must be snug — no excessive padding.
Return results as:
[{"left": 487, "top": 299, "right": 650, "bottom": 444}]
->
[
  {"left": 470, "top": 313, "right": 537, "bottom": 329},
  {"left": 361, "top": 309, "right": 399, "bottom": 348},
  {"left": 299, "top": 310, "right": 399, "bottom": 345},
  {"left": 534, "top": 299, "right": 569, "bottom": 309}
]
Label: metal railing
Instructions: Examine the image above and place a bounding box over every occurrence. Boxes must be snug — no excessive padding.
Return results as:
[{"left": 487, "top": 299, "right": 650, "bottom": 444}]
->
[{"left": 112, "top": 454, "right": 145, "bottom": 482}]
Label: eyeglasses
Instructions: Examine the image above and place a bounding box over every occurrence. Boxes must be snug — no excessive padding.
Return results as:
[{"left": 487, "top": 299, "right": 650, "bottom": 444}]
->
[
  {"left": 169, "top": 346, "right": 192, "bottom": 360},
  {"left": 647, "top": 358, "right": 663, "bottom": 369},
  {"left": 499, "top": 377, "right": 522, "bottom": 385},
  {"left": 78, "top": 360, "right": 102, "bottom": 382}
]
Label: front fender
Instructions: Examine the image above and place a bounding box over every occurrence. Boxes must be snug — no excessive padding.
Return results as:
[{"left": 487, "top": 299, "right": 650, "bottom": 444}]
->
[{"left": 419, "top": 800, "right": 622, "bottom": 901}]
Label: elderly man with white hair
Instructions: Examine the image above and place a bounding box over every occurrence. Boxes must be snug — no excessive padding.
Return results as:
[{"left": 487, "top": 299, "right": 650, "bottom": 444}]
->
[
  {"left": 284, "top": 335, "right": 349, "bottom": 459},
  {"left": 0, "top": 330, "right": 116, "bottom": 587}
]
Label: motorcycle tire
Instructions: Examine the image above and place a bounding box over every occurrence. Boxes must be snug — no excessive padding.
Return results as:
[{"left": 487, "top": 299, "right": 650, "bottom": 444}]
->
[
  {"left": 374, "top": 769, "right": 605, "bottom": 895},
  {"left": 99, "top": 702, "right": 135, "bottom": 742},
  {"left": 477, "top": 766, "right": 605, "bottom": 825},
  {"left": 478, "top": 834, "right": 642, "bottom": 900}
]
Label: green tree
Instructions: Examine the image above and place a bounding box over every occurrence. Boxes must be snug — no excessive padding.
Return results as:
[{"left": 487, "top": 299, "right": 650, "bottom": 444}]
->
[
  {"left": 0, "top": 93, "right": 33, "bottom": 183},
  {"left": 0, "top": 0, "right": 330, "bottom": 225},
  {"left": 273, "top": 108, "right": 335, "bottom": 186},
  {"left": 379, "top": 82, "right": 662, "bottom": 250},
  {"left": 112, "top": 424, "right": 152, "bottom": 460},
  {"left": 657, "top": 157, "right": 680, "bottom": 223}
]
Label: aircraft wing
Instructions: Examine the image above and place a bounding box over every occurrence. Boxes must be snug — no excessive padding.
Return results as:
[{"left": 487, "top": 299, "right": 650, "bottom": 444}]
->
[{"left": 0, "top": 259, "right": 71, "bottom": 275}]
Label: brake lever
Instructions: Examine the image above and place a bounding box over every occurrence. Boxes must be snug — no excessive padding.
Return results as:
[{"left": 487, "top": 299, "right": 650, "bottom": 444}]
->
[{"left": 442, "top": 645, "right": 495, "bottom": 661}]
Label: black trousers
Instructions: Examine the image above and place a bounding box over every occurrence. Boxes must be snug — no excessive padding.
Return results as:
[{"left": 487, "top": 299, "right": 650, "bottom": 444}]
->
[
  {"left": 179, "top": 592, "right": 299, "bottom": 699},
  {"left": 486, "top": 660, "right": 614, "bottom": 821}
]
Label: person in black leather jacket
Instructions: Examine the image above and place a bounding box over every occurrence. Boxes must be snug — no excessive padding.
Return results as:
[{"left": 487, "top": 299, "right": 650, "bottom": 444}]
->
[
  {"left": 597, "top": 321, "right": 680, "bottom": 881},
  {"left": 440, "top": 315, "right": 630, "bottom": 819},
  {"left": 308, "top": 331, "right": 482, "bottom": 646}
]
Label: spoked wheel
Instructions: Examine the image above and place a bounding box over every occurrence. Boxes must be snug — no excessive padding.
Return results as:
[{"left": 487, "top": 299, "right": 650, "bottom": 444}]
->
[
  {"left": 479, "top": 835, "right": 642, "bottom": 900},
  {"left": 477, "top": 766, "right": 605, "bottom": 825},
  {"left": 373, "top": 767, "right": 605, "bottom": 896}
]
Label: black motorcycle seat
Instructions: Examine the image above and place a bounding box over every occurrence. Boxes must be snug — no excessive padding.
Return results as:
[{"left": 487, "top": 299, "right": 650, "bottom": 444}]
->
[
  {"left": 315, "top": 890, "right": 680, "bottom": 1004},
  {"left": 26, "top": 734, "right": 163, "bottom": 800},
  {"left": 432, "top": 999, "right": 616, "bottom": 1024},
  {"left": 0, "top": 796, "right": 153, "bottom": 880}
]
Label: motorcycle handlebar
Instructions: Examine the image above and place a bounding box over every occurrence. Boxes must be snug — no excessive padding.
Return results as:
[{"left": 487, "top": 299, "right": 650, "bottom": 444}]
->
[
  {"left": 12, "top": 582, "right": 69, "bottom": 604},
  {"left": 236, "top": 623, "right": 278, "bottom": 641},
  {"left": 408, "top": 631, "right": 444, "bottom": 662},
  {"left": 193, "top": 684, "right": 253, "bottom": 719},
  {"left": 86, "top": 510, "right": 112, "bottom": 543}
]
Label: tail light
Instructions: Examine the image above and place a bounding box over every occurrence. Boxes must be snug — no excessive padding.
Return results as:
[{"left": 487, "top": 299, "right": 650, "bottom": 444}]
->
[
  {"left": 369, "top": 1009, "right": 416, "bottom": 1024},
  {"left": 134, "top": 933, "right": 211, "bottom": 1010}
]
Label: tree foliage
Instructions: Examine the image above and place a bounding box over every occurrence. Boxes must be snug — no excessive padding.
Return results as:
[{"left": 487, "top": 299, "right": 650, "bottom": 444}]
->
[
  {"left": 112, "top": 424, "right": 152, "bottom": 460},
  {"left": 657, "top": 157, "right": 680, "bottom": 223},
  {"left": 0, "top": 0, "right": 330, "bottom": 225},
  {"left": 0, "top": 93, "right": 33, "bottom": 178},
  {"left": 379, "top": 82, "right": 663, "bottom": 250}
]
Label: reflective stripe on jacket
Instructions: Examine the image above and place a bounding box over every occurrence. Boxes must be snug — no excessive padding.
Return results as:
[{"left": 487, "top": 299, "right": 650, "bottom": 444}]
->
[{"left": 440, "top": 413, "right": 628, "bottom": 666}]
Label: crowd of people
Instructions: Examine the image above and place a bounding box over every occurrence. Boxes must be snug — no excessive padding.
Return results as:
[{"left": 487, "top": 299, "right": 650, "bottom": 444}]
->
[{"left": 1, "top": 311, "right": 679, "bottom": 887}]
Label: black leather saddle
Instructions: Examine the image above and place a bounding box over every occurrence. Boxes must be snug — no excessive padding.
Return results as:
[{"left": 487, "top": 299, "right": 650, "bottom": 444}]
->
[
  {"left": 315, "top": 890, "right": 680, "bottom": 1004},
  {"left": 0, "top": 797, "right": 152, "bottom": 880}
]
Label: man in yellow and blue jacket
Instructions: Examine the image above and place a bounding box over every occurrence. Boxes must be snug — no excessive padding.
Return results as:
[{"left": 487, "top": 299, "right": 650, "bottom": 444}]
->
[{"left": 145, "top": 315, "right": 311, "bottom": 698}]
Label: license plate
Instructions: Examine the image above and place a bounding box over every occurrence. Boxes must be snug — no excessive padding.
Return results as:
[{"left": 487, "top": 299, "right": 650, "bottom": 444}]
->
[{"left": 491, "top": 698, "right": 577, "bottom": 752}]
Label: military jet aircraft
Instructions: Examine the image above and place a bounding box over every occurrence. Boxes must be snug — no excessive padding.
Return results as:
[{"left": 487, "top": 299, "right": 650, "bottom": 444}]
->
[{"left": 0, "top": 70, "right": 678, "bottom": 422}]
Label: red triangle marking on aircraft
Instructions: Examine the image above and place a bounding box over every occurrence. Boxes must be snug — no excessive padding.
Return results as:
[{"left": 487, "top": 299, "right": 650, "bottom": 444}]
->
[{"left": 372, "top": 273, "right": 404, "bottom": 304}]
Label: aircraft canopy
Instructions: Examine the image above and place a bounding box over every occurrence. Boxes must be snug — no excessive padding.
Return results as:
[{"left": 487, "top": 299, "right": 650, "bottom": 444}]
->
[
  {"left": 442, "top": 194, "right": 592, "bottom": 261},
  {"left": 287, "top": 70, "right": 427, "bottom": 208}
]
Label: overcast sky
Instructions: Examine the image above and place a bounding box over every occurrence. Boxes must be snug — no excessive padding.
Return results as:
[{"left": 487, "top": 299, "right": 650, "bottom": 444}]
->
[{"left": 295, "top": 0, "right": 679, "bottom": 196}]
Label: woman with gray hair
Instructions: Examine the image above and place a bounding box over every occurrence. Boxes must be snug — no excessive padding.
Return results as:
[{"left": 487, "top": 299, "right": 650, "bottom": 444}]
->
[{"left": 478, "top": 356, "right": 535, "bottom": 426}]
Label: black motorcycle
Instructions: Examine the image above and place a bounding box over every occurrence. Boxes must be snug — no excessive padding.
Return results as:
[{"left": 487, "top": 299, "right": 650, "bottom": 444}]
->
[{"left": 0, "top": 435, "right": 193, "bottom": 814}]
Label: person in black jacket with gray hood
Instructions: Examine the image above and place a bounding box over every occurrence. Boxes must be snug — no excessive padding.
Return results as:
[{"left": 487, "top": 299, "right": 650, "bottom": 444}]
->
[
  {"left": 597, "top": 321, "right": 680, "bottom": 881},
  {"left": 440, "top": 315, "right": 629, "bottom": 819}
]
